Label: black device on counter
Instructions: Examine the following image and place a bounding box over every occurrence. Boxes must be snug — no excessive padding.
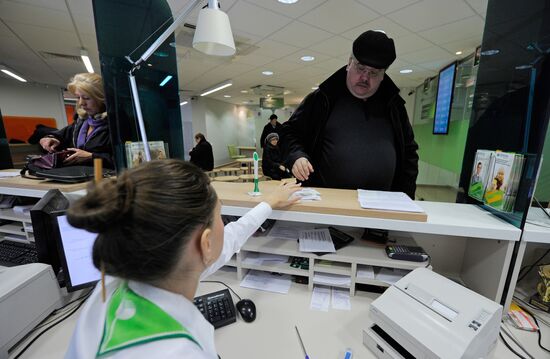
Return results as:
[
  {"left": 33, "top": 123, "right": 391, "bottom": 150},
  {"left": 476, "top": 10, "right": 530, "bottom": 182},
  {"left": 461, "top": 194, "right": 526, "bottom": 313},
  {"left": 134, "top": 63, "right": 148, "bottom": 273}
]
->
[
  {"left": 385, "top": 245, "right": 428, "bottom": 262},
  {"left": 193, "top": 288, "right": 237, "bottom": 329}
]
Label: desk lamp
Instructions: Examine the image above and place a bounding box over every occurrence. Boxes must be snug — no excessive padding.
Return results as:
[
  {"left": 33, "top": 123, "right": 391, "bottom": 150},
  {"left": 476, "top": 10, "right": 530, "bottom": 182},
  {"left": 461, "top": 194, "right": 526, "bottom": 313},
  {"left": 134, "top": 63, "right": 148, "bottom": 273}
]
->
[{"left": 126, "top": 0, "right": 235, "bottom": 161}]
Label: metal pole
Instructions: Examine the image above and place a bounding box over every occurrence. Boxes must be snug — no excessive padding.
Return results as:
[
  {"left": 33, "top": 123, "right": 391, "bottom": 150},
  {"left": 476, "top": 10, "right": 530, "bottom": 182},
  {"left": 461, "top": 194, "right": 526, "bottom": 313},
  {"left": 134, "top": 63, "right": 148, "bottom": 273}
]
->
[{"left": 129, "top": 72, "right": 152, "bottom": 161}]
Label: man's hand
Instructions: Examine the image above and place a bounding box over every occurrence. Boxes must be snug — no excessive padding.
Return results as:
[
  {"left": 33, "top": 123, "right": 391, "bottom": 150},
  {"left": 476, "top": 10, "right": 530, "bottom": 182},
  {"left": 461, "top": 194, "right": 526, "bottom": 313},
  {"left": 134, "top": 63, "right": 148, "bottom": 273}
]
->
[
  {"left": 39, "top": 137, "right": 60, "bottom": 153},
  {"left": 292, "top": 157, "right": 314, "bottom": 181},
  {"left": 63, "top": 148, "right": 92, "bottom": 165}
]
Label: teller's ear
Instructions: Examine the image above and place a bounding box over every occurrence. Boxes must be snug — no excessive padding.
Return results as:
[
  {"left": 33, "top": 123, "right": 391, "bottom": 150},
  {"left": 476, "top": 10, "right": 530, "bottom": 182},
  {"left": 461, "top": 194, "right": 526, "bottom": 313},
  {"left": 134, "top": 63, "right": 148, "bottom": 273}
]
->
[{"left": 198, "top": 227, "right": 214, "bottom": 266}]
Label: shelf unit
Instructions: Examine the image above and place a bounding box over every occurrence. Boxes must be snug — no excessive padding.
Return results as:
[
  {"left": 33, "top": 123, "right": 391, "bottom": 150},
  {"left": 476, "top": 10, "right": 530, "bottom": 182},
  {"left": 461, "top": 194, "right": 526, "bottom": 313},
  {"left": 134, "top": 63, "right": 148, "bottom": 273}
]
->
[{"left": 0, "top": 207, "right": 34, "bottom": 242}]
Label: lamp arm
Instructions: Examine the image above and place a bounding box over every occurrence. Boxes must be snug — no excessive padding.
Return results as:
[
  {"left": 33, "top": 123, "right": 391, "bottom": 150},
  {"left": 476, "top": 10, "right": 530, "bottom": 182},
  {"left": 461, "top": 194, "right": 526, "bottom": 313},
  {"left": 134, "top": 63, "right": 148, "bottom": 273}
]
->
[{"left": 128, "top": 0, "right": 202, "bottom": 69}]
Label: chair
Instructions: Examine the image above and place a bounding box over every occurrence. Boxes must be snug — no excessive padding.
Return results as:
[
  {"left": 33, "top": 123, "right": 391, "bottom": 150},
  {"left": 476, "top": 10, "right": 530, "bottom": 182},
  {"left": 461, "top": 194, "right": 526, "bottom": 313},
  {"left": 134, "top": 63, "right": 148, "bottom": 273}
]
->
[{"left": 227, "top": 145, "right": 245, "bottom": 159}]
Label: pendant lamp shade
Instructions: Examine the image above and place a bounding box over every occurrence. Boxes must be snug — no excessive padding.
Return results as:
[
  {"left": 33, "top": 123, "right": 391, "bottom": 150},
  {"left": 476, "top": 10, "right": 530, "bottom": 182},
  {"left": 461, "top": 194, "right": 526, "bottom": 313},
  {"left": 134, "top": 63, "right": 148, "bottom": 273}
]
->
[{"left": 193, "top": 8, "right": 236, "bottom": 57}]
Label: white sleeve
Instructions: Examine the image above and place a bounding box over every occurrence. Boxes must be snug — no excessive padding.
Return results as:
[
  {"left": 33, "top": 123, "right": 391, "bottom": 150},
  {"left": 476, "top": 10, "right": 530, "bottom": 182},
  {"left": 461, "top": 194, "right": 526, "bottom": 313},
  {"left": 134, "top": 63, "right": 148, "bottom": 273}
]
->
[{"left": 200, "top": 202, "right": 272, "bottom": 280}]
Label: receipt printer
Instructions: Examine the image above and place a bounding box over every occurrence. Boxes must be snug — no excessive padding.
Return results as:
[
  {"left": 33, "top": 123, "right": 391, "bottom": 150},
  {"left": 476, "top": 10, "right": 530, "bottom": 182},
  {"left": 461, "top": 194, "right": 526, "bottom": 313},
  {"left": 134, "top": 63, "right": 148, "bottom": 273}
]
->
[
  {"left": 0, "top": 263, "right": 63, "bottom": 359},
  {"left": 363, "top": 268, "right": 502, "bottom": 359}
]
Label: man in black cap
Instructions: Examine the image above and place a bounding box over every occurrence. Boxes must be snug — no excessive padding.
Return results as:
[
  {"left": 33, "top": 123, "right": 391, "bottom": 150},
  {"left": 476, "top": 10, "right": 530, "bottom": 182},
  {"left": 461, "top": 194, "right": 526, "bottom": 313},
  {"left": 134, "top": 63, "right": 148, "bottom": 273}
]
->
[
  {"left": 260, "top": 114, "right": 283, "bottom": 148},
  {"left": 280, "top": 30, "right": 418, "bottom": 199}
]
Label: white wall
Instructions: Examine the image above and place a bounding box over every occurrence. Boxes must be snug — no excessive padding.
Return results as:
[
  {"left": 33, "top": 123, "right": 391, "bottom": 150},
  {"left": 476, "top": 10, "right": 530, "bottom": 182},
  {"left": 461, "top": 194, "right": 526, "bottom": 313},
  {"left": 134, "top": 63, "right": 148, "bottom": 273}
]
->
[{"left": 0, "top": 77, "right": 66, "bottom": 128}]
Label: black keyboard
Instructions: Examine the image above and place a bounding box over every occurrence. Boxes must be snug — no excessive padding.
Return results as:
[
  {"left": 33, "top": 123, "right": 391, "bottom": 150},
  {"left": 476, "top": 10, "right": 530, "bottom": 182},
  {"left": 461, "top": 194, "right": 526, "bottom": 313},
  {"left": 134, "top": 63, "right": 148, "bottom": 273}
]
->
[
  {"left": 193, "top": 289, "right": 236, "bottom": 329},
  {"left": 0, "top": 240, "right": 38, "bottom": 267}
]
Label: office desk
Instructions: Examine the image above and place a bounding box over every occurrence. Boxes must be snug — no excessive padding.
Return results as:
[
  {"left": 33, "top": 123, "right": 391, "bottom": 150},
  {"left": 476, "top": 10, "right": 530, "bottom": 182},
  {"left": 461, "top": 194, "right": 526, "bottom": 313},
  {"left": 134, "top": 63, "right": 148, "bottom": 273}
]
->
[
  {"left": 236, "top": 146, "right": 256, "bottom": 157},
  {"left": 9, "top": 269, "right": 546, "bottom": 359}
]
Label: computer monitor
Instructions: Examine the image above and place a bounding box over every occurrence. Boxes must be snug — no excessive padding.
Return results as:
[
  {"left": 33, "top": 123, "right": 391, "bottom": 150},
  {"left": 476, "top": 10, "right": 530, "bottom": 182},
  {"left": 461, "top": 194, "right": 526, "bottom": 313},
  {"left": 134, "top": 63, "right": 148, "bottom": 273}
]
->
[
  {"left": 30, "top": 189, "right": 70, "bottom": 275},
  {"left": 433, "top": 61, "right": 457, "bottom": 135},
  {"left": 51, "top": 212, "right": 101, "bottom": 291}
]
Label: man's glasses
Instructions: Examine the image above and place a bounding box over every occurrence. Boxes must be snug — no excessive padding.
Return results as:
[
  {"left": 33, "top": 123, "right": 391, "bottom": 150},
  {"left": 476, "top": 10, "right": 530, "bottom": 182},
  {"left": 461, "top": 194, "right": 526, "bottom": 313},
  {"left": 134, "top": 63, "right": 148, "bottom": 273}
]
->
[{"left": 351, "top": 59, "right": 385, "bottom": 79}]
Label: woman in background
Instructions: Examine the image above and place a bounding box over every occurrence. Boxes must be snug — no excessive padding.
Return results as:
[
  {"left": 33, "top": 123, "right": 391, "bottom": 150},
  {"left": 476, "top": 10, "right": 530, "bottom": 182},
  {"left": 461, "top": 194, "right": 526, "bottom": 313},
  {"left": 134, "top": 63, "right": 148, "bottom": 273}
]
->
[
  {"left": 189, "top": 133, "right": 214, "bottom": 171},
  {"left": 262, "top": 132, "right": 290, "bottom": 180},
  {"left": 39, "top": 73, "right": 113, "bottom": 168},
  {"left": 65, "top": 160, "right": 300, "bottom": 358}
]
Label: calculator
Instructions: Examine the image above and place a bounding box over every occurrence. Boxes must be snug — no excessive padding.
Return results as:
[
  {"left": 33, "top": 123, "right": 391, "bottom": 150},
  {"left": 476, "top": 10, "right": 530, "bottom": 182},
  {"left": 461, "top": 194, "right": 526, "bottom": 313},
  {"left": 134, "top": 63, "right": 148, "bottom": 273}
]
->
[
  {"left": 193, "top": 289, "right": 237, "bottom": 329},
  {"left": 385, "top": 245, "right": 428, "bottom": 262}
]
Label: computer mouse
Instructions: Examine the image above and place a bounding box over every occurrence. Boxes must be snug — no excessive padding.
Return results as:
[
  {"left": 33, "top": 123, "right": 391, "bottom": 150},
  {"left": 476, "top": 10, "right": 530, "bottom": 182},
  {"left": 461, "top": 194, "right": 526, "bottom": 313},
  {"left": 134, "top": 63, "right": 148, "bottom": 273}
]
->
[{"left": 235, "top": 299, "right": 256, "bottom": 323}]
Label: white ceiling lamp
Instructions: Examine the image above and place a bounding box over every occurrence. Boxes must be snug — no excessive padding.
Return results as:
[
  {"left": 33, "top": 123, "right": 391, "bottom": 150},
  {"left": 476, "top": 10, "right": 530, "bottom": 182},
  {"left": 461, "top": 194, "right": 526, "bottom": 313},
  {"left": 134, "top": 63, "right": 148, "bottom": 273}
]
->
[
  {"left": 278, "top": 0, "right": 299, "bottom": 3},
  {"left": 400, "top": 69, "right": 413, "bottom": 74},
  {"left": 126, "top": 0, "right": 236, "bottom": 161},
  {"left": 193, "top": 0, "right": 236, "bottom": 56},
  {"left": 180, "top": 101, "right": 188, "bottom": 106},
  {"left": 80, "top": 49, "right": 94, "bottom": 73},
  {"left": 223, "top": 95, "right": 231, "bottom": 98},
  {"left": 0, "top": 66, "right": 27, "bottom": 82},
  {"left": 301, "top": 55, "right": 315, "bottom": 62},
  {"left": 262, "top": 70, "right": 274, "bottom": 76},
  {"left": 200, "top": 80, "right": 233, "bottom": 96},
  {"left": 311, "top": 86, "right": 319, "bottom": 90},
  {"left": 455, "top": 51, "right": 463, "bottom": 55},
  {"left": 240, "top": 90, "right": 248, "bottom": 93}
]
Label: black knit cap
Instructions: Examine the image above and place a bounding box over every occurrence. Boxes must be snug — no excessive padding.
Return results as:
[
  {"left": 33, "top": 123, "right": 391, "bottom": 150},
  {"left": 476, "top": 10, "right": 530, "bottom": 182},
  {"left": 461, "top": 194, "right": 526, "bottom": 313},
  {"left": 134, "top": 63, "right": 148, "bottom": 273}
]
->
[{"left": 352, "top": 30, "right": 396, "bottom": 69}]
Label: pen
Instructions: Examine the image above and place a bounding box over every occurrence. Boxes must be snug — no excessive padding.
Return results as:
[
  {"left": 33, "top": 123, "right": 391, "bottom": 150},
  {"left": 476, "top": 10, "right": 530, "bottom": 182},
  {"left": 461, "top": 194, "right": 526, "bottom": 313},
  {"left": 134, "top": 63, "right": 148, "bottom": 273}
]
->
[{"left": 295, "top": 325, "right": 310, "bottom": 359}]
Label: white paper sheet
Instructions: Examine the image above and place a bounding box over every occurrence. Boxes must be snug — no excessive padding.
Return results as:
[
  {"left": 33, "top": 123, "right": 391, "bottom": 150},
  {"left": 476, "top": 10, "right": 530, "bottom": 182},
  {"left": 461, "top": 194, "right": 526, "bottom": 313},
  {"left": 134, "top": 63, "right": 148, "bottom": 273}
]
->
[
  {"left": 375, "top": 267, "right": 411, "bottom": 285},
  {"left": 357, "top": 189, "right": 424, "bottom": 213},
  {"left": 293, "top": 188, "right": 322, "bottom": 202},
  {"left": 239, "top": 270, "right": 292, "bottom": 294},
  {"left": 242, "top": 253, "right": 289, "bottom": 265},
  {"left": 356, "top": 265, "right": 375, "bottom": 279},
  {"left": 0, "top": 171, "right": 20, "bottom": 178},
  {"left": 269, "top": 221, "right": 315, "bottom": 240},
  {"left": 299, "top": 228, "right": 336, "bottom": 253},
  {"left": 313, "top": 272, "right": 351, "bottom": 286},
  {"left": 331, "top": 288, "right": 351, "bottom": 310},
  {"left": 310, "top": 285, "right": 330, "bottom": 311}
]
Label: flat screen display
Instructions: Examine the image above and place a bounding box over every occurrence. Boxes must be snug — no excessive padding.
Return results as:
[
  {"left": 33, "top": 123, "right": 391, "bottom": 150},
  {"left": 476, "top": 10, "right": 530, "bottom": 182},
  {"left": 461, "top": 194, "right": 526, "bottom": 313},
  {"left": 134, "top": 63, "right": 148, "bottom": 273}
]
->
[
  {"left": 433, "top": 62, "right": 457, "bottom": 135},
  {"left": 55, "top": 214, "right": 101, "bottom": 291}
]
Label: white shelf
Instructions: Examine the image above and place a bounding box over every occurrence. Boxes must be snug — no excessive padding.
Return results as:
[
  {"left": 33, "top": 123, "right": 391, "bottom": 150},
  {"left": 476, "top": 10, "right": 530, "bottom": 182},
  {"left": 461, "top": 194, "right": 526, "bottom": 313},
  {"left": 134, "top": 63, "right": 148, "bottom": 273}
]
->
[
  {"left": 522, "top": 223, "right": 550, "bottom": 244},
  {"left": 223, "top": 201, "right": 521, "bottom": 241},
  {"left": 241, "top": 262, "right": 307, "bottom": 277},
  {"left": 0, "top": 223, "right": 25, "bottom": 235},
  {"left": 313, "top": 261, "right": 351, "bottom": 276},
  {"left": 0, "top": 208, "right": 31, "bottom": 222},
  {"left": 355, "top": 277, "right": 390, "bottom": 287}
]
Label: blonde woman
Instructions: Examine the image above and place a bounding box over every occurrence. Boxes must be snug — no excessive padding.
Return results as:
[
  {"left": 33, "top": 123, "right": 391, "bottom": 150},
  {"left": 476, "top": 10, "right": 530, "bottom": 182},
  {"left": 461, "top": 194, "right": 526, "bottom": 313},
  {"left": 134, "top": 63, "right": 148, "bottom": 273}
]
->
[{"left": 39, "top": 73, "right": 113, "bottom": 168}]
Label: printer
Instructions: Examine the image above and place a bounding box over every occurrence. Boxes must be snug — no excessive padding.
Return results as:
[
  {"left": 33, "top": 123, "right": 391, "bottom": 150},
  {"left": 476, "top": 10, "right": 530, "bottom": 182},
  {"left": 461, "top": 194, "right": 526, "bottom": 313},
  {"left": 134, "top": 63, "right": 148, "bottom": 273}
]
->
[
  {"left": 364, "top": 268, "right": 502, "bottom": 359},
  {"left": 0, "top": 263, "right": 63, "bottom": 359}
]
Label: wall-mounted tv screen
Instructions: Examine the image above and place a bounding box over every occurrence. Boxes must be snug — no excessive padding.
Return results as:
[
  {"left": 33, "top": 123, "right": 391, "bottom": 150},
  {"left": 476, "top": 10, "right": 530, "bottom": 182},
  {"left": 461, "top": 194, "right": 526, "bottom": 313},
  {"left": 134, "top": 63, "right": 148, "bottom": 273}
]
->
[{"left": 433, "top": 62, "right": 457, "bottom": 135}]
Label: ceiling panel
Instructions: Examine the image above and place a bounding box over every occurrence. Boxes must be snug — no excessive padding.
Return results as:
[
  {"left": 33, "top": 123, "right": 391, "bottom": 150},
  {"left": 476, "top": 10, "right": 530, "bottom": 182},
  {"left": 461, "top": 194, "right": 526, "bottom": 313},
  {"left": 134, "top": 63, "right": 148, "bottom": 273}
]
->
[
  {"left": 307, "top": 35, "right": 352, "bottom": 57},
  {"left": 466, "top": 0, "right": 489, "bottom": 17},
  {"left": 400, "top": 46, "right": 453, "bottom": 64},
  {"left": 8, "top": 0, "right": 67, "bottom": 12},
  {"left": 1, "top": 1, "right": 73, "bottom": 32},
  {"left": 439, "top": 35, "right": 481, "bottom": 55},
  {"left": 298, "top": 0, "right": 378, "bottom": 34},
  {"left": 341, "top": 17, "right": 411, "bottom": 41},
  {"left": 394, "top": 33, "right": 434, "bottom": 56},
  {"left": 387, "top": 0, "right": 475, "bottom": 32},
  {"left": 252, "top": 39, "right": 301, "bottom": 59},
  {"left": 227, "top": 1, "right": 292, "bottom": 38},
  {"left": 313, "top": 57, "right": 348, "bottom": 71},
  {"left": 355, "top": 0, "right": 421, "bottom": 15},
  {"left": 269, "top": 21, "right": 333, "bottom": 48},
  {"left": 419, "top": 16, "right": 484, "bottom": 45},
  {"left": 248, "top": 0, "right": 329, "bottom": 19}
]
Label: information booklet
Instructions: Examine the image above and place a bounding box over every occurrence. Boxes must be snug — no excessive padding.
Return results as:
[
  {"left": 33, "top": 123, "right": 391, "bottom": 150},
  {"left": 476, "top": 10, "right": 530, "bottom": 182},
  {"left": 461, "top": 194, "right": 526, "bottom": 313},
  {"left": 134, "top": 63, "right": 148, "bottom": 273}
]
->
[
  {"left": 468, "top": 149, "right": 525, "bottom": 213},
  {"left": 125, "top": 141, "right": 169, "bottom": 168}
]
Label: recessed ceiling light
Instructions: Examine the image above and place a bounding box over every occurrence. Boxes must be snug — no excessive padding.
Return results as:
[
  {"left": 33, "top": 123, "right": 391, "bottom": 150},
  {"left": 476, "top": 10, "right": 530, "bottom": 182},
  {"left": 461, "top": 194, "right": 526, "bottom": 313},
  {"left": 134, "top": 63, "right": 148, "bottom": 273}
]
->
[
  {"left": 1, "top": 69, "right": 27, "bottom": 82},
  {"left": 374, "top": 29, "right": 386, "bottom": 34},
  {"left": 301, "top": 55, "right": 315, "bottom": 62},
  {"left": 224, "top": 95, "right": 231, "bottom": 98},
  {"left": 311, "top": 86, "right": 319, "bottom": 90},
  {"left": 283, "top": 90, "right": 292, "bottom": 95},
  {"left": 278, "top": 0, "right": 299, "bottom": 4},
  {"left": 180, "top": 101, "right": 188, "bottom": 106},
  {"left": 200, "top": 80, "right": 232, "bottom": 96},
  {"left": 240, "top": 90, "right": 248, "bottom": 93},
  {"left": 262, "top": 71, "right": 274, "bottom": 76},
  {"left": 455, "top": 51, "right": 463, "bottom": 55},
  {"left": 147, "top": 63, "right": 153, "bottom": 67},
  {"left": 400, "top": 69, "right": 413, "bottom": 74}
]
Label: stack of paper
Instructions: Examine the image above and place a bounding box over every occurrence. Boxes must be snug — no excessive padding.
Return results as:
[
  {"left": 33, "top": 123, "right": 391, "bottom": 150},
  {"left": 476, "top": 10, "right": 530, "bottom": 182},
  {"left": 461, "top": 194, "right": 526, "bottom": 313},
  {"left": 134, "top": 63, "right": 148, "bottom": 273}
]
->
[
  {"left": 375, "top": 267, "right": 411, "bottom": 285},
  {"left": 313, "top": 272, "right": 351, "bottom": 286},
  {"left": 298, "top": 228, "right": 335, "bottom": 253},
  {"left": 240, "top": 270, "right": 292, "bottom": 294},
  {"left": 309, "top": 285, "right": 351, "bottom": 311},
  {"left": 357, "top": 189, "right": 424, "bottom": 213},
  {"left": 269, "top": 221, "right": 315, "bottom": 240},
  {"left": 293, "top": 188, "right": 321, "bottom": 201},
  {"left": 242, "top": 252, "right": 289, "bottom": 265},
  {"left": 356, "top": 265, "right": 375, "bottom": 279}
]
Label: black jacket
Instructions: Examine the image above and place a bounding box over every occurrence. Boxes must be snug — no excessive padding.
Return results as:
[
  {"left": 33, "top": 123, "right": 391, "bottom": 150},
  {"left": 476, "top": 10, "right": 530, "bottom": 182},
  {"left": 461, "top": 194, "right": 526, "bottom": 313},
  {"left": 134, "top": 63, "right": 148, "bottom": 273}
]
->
[
  {"left": 190, "top": 139, "right": 214, "bottom": 171},
  {"left": 50, "top": 114, "right": 114, "bottom": 169},
  {"left": 260, "top": 122, "right": 283, "bottom": 148},
  {"left": 280, "top": 66, "right": 419, "bottom": 198}
]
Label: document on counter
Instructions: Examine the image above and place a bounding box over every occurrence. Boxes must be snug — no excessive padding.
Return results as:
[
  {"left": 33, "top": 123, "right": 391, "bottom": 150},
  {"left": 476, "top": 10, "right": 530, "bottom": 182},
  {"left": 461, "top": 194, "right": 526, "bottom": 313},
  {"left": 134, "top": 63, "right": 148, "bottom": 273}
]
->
[
  {"left": 299, "top": 228, "right": 336, "bottom": 253},
  {"left": 292, "top": 188, "right": 321, "bottom": 202},
  {"left": 375, "top": 267, "right": 411, "bottom": 285},
  {"left": 310, "top": 285, "right": 330, "bottom": 311},
  {"left": 269, "top": 221, "right": 315, "bottom": 240},
  {"left": 240, "top": 270, "right": 292, "bottom": 294},
  {"left": 356, "top": 265, "right": 375, "bottom": 279},
  {"left": 331, "top": 288, "right": 351, "bottom": 311},
  {"left": 0, "top": 170, "right": 20, "bottom": 178},
  {"left": 242, "top": 252, "right": 289, "bottom": 265},
  {"left": 357, "top": 189, "right": 424, "bottom": 213},
  {"left": 313, "top": 272, "right": 351, "bottom": 286}
]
